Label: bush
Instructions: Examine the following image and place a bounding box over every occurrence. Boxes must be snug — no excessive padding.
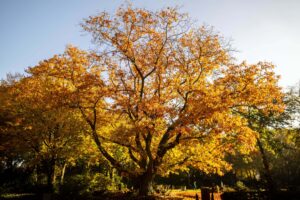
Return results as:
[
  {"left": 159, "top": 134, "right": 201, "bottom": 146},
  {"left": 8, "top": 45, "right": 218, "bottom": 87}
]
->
[
  {"left": 235, "top": 181, "right": 248, "bottom": 191},
  {"left": 89, "top": 173, "right": 111, "bottom": 192},
  {"left": 59, "top": 173, "right": 110, "bottom": 199},
  {"left": 59, "top": 175, "right": 89, "bottom": 199}
]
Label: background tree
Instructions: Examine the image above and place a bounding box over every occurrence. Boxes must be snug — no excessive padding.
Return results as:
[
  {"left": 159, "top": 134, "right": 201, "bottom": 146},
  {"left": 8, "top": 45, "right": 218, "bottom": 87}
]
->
[
  {"left": 229, "top": 83, "right": 300, "bottom": 191},
  {"left": 0, "top": 75, "right": 27, "bottom": 187},
  {"left": 1, "top": 69, "right": 93, "bottom": 192}
]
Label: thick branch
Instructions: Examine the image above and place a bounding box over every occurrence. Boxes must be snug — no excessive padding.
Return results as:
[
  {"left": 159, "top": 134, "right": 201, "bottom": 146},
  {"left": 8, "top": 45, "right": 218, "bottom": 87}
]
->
[
  {"left": 78, "top": 104, "right": 134, "bottom": 177},
  {"left": 168, "top": 156, "right": 190, "bottom": 168},
  {"left": 91, "top": 129, "right": 133, "bottom": 177},
  {"left": 135, "top": 132, "right": 147, "bottom": 169},
  {"left": 128, "top": 148, "right": 144, "bottom": 169},
  {"left": 154, "top": 128, "right": 182, "bottom": 169},
  {"left": 145, "top": 129, "right": 153, "bottom": 163}
]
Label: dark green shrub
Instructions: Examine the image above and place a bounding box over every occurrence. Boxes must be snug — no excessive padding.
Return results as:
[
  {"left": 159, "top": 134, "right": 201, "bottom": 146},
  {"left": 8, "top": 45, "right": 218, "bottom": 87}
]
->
[
  {"left": 59, "top": 173, "right": 110, "bottom": 199},
  {"left": 89, "top": 173, "right": 111, "bottom": 192},
  {"left": 59, "top": 175, "right": 90, "bottom": 199}
]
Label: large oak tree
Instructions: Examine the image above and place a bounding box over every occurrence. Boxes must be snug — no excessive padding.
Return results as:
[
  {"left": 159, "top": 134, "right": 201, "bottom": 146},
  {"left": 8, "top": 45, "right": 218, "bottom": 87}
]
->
[{"left": 19, "top": 6, "right": 284, "bottom": 195}]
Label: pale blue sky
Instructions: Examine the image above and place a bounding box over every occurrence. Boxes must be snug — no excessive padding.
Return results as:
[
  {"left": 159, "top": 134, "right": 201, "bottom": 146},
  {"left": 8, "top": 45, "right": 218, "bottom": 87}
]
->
[{"left": 0, "top": 0, "right": 299, "bottom": 87}]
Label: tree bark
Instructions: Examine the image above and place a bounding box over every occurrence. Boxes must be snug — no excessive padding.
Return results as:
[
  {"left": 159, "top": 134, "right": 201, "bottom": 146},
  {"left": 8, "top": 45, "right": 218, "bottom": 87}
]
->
[
  {"left": 46, "top": 158, "right": 56, "bottom": 192},
  {"left": 60, "top": 162, "right": 67, "bottom": 184},
  {"left": 257, "top": 138, "right": 276, "bottom": 193},
  {"left": 137, "top": 172, "right": 155, "bottom": 196}
]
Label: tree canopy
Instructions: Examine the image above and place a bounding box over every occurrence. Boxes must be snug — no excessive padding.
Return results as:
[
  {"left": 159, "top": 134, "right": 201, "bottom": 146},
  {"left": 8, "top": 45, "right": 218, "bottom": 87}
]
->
[{"left": 0, "top": 5, "right": 285, "bottom": 196}]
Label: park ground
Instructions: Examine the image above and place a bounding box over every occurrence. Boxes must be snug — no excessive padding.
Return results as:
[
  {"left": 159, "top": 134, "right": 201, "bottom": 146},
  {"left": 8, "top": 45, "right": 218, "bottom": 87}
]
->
[{"left": 0, "top": 190, "right": 221, "bottom": 200}]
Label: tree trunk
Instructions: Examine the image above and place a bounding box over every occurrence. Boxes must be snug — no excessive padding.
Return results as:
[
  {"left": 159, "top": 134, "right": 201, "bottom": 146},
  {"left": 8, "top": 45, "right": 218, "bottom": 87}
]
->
[
  {"left": 137, "top": 172, "right": 155, "bottom": 196},
  {"left": 257, "top": 138, "right": 276, "bottom": 193},
  {"left": 60, "top": 162, "right": 67, "bottom": 184},
  {"left": 46, "top": 158, "right": 56, "bottom": 192},
  {"left": 33, "top": 164, "right": 38, "bottom": 184}
]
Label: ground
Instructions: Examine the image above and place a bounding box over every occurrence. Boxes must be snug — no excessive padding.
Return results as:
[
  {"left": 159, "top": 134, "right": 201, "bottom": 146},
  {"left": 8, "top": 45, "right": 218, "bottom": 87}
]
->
[
  {"left": 0, "top": 190, "right": 222, "bottom": 200},
  {"left": 168, "top": 190, "right": 221, "bottom": 200}
]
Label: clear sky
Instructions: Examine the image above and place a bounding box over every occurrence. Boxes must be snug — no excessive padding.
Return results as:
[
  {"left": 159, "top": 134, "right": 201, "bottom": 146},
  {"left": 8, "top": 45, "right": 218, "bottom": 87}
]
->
[{"left": 0, "top": 0, "right": 299, "bottom": 87}]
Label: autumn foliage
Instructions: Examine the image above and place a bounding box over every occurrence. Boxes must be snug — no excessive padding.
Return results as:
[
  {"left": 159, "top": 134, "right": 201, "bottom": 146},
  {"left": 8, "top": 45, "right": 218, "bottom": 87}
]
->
[{"left": 0, "top": 5, "right": 284, "bottom": 196}]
